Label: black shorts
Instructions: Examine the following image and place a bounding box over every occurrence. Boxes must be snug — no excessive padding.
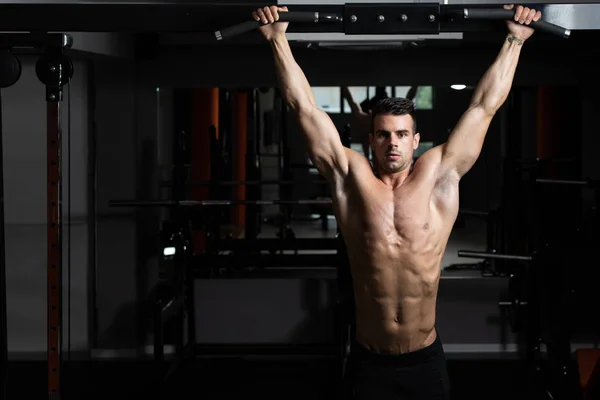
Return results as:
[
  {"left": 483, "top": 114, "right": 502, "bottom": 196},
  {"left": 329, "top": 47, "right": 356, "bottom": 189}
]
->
[{"left": 346, "top": 332, "right": 451, "bottom": 400}]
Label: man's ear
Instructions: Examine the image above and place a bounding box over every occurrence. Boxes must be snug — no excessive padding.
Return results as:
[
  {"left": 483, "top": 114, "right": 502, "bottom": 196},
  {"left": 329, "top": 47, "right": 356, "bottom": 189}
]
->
[{"left": 413, "top": 132, "right": 421, "bottom": 150}]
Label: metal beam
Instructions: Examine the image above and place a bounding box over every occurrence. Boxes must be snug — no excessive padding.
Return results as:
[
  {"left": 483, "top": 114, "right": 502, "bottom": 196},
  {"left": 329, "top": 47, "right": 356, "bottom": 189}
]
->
[{"left": 0, "top": 2, "right": 597, "bottom": 34}]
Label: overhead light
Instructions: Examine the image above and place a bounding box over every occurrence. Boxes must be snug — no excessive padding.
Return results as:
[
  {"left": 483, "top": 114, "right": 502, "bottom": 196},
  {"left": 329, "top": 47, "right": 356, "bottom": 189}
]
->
[
  {"left": 451, "top": 84, "right": 466, "bottom": 90},
  {"left": 163, "top": 247, "right": 176, "bottom": 257}
]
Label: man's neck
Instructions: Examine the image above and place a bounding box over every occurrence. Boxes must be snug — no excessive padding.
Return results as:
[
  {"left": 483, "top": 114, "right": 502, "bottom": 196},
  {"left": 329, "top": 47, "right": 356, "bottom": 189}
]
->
[{"left": 377, "top": 167, "right": 412, "bottom": 189}]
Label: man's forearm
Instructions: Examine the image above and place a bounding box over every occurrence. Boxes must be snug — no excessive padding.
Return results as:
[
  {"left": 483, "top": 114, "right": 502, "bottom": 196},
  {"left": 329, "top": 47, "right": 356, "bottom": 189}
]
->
[
  {"left": 269, "top": 34, "right": 315, "bottom": 110},
  {"left": 341, "top": 87, "right": 363, "bottom": 114},
  {"left": 471, "top": 34, "right": 524, "bottom": 114}
]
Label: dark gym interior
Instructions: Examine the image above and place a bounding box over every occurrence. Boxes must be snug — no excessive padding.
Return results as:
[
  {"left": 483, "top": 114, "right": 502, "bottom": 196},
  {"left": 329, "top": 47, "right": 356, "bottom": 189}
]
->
[{"left": 1, "top": 1, "right": 600, "bottom": 400}]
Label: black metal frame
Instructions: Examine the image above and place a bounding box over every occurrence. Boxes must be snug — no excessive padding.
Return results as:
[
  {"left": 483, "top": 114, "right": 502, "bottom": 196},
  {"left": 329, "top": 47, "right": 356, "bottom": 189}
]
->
[
  {"left": 0, "top": 71, "right": 7, "bottom": 400},
  {"left": 153, "top": 219, "right": 196, "bottom": 397},
  {"left": 86, "top": 59, "right": 99, "bottom": 352},
  {"left": 0, "top": 33, "right": 73, "bottom": 400},
  {"left": 0, "top": 3, "right": 573, "bottom": 36}
]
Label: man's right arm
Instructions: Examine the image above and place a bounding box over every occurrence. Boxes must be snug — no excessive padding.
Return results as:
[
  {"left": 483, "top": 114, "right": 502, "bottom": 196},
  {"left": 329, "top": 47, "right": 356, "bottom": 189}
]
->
[{"left": 267, "top": 30, "right": 349, "bottom": 181}]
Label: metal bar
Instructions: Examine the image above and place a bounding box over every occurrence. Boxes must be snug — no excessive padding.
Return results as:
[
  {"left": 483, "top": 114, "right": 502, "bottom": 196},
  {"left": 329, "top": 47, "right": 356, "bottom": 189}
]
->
[
  {"left": 458, "top": 208, "right": 489, "bottom": 218},
  {"left": 215, "top": 11, "right": 342, "bottom": 40},
  {"left": 153, "top": 300, "right": 164, "bottom": 381},
  {"left": 344, "top": 3, "right": 440, "bottom": 35},
  {"left": 458, "top": 250, "right": 533, "bottom": 262},
  {"left": 47, "top": 99, "right": 61, "bottom": 400},
  {"left": 463, "top": 8, "right": 569, "bottom": 38},
  {"left": 159, "top": 179, "right": 329, "bottom": 186},
  {"left": 0, "top": 3, "right": 593, "bottom": 33},
  {"left": 194, "top": 343, "right": 336, "bottom": 356},
  {"left": 536, "top": 178, "right": 588, "bottom": 186},
  {"left": 0, "top": 89, "right": 7, "bottom": 400},
  {"left": 0, "top": 33, "right": 72, "bottom": 49},
  {"left": 109, "top": 199, "right": 333, "bottom": 207},
  {"left": 86, "top": 60, "right": 98, "bottom": 350},
  {"left": 194, "top": 253, "right": 339, "bottom": 269},
  {"left": 220, "top": 238, "right": 338, "bottom": 251}
]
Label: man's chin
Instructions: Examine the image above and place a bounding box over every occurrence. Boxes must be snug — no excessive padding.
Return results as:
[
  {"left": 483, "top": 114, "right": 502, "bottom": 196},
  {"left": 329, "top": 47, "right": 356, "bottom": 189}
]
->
[{"left": 381, "top": 162, "right": 405, "bottom": 173}]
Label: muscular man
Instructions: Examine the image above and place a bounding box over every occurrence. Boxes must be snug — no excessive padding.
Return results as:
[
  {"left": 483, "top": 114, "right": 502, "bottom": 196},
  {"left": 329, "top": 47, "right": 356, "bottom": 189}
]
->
[
  {"left": 342, "top": 86, "right": 417, "bottom": 159},
  {"left": 254, "top": 4, "right": 540, "bottom": 399}
]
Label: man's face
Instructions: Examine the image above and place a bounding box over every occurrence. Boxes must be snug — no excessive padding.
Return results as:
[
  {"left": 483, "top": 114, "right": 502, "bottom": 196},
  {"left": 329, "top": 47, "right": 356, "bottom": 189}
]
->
[{"left": 370, "top": 114, "right": 420, "bottom": 174}]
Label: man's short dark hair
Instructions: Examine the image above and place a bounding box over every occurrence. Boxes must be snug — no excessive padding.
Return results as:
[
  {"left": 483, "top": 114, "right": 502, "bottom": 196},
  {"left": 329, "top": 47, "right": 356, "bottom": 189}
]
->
[{"left": 371, "top": 97, "right": 417, "bottom": 134}]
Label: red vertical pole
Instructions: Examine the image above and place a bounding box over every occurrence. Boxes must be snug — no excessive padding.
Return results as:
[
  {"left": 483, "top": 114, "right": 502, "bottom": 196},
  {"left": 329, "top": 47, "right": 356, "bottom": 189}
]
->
[
  {"left": 232, "top": 90, "right": 247, "bottom": 236},
  {"left": 47, "top": 101, "right": 61, "bottom": 400},
  {"left": 537, "top": 86, "right": 560, "bottom": 176}
]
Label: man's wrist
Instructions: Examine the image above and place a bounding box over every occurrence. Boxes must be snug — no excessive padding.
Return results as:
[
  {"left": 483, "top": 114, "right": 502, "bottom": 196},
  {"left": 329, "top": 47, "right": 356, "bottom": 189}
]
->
[
  {"left": 268, "top": 32, "right": 287, "bottom": 44},
  {"left": 506, "top": 34, "right": 524, "bottom": 46}
]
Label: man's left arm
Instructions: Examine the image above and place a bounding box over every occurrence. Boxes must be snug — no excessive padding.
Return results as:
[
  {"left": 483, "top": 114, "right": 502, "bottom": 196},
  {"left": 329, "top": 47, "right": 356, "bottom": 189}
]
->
[{"left": 439, "top": 4, "right": 541, "bottom": 180}]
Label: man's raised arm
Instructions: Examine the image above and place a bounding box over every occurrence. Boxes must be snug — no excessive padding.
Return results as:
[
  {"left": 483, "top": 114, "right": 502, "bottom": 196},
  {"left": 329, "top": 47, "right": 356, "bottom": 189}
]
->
[
  {"left": 255, "top": 6, "right": 349, "bottom": 181},
  {"left": 439, "top": 4, "right": 540, "bottom": 179}
]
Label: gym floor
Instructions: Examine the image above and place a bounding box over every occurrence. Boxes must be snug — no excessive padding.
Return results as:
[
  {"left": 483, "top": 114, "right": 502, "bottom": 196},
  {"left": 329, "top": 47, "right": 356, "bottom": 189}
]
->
[{"left": 8, "top": 356, "right": 571, "bottom": 399}]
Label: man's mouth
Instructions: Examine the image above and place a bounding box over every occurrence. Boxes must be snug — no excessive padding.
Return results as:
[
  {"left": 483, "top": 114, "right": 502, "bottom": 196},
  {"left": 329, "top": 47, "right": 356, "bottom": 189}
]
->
[{"left": 386, "top": 153, "right": 400, "bottom": 160}]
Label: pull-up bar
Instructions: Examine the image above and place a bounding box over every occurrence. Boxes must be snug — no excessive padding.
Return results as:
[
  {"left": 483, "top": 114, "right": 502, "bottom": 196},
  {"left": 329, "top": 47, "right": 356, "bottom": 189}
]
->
[
  {"left": 0, "top": 2, "right": 584, "bottom": 35},
  {"left": 215, "top": 5, "right": 570, "bottom": 41}
]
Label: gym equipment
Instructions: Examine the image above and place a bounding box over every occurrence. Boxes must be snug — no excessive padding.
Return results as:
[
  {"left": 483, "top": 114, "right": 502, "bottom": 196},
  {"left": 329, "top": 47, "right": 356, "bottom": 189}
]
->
[
  {"left": 110, "top": 199, "right": 332, "bottom": 207},
  {"left": 0, "top": 33, "right": 74, "bottom": 400},
  {"left": 447, "top": 208, "right": 503, "bottom": 276},
  {"left": 0, "top": 3, "right": 595, "bottom": 35},
  {"left": 458, "top": 250, "right": 533, "bottom": 262},
  {"left": 459, "top": 249, "right": 534, "bottom": 333},
  {"left": 0, "top": 53, "right": 7, "bottom": 400},
  {"left": 215, "top": 5, "right": 569, "bottom": 40},
  {"left": 215, "top": 11, "right": 342, "bottom": 41},
  {"left": 161, "top": 179, "right": 329, "bottom": 187},
  {"left": 154, "top": 220, "right": 196, "bottom": 395},
  {"left": 479, "top": 141, "right": 593, "bottom": 397},
  {"left": 0, "top": 49, "right": 21, "bottom": 89},
  {"left": 460, "top": 230, "right": 583, "bottom": 400}
]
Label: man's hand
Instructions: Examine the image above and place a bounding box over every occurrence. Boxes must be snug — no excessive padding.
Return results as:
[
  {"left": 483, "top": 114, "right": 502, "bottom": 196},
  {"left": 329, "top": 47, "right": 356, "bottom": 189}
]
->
[
  {"left": 503, "top": 4, "right": 541, "bottom": 42},
  {"left": 253, "top": 6, "right": 289, "bottom": 41}
]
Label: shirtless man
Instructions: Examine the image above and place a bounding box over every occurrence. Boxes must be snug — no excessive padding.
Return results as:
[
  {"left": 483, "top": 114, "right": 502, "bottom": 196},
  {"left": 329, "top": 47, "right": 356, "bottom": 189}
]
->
[{"left": 254, "top": 4, "right": 540, "bottom": 399}]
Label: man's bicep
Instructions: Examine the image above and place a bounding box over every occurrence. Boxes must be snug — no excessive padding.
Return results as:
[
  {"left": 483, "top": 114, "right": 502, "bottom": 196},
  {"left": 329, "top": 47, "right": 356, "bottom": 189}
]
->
[
  {"left": 296, "top": 107, "right": 349, "bottom": 179},
  {"left": 442, "top": 105, "right": 494, "bottom": 178}
]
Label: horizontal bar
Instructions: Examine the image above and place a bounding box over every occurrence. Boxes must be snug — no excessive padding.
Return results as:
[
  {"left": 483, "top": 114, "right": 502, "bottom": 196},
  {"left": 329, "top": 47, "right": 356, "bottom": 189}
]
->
[
  {"left": 0, "top": 33, "right": 72, "bottom": 49},
  {"left": 458, "top": 209, "right": 489, "bottom": 217},
  {"left": 464, "top": 8, "right": 569, "bottom": 38},
  {"left": 195, "top": 343, "right": 336, "bottom": 356},
  {"left": 194, "top": 253, "right": 339, "bottom": 268},
  {"left": 0, "top": 2, "right": 589, "bottom": 33},
  {"left": 457, "top": 250, "right": 533, "bottom": 262},
  {"left": 216, "top": 11, "right": 342, "bottom": 40},
  {"left": 160, "top": 179, "right": 329, "bottom": 187},
  {"left": 344, "top": 3, "right": 440, "bottom": 35},
  {"left": 536, "top": 178, "right": 589, "bottom": 186},
  {"left": 219, "top": 238, "right": 338, "bottom": 251},
  {"left": 110, "top": 199, "right": 333, "bottom": 207}
]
